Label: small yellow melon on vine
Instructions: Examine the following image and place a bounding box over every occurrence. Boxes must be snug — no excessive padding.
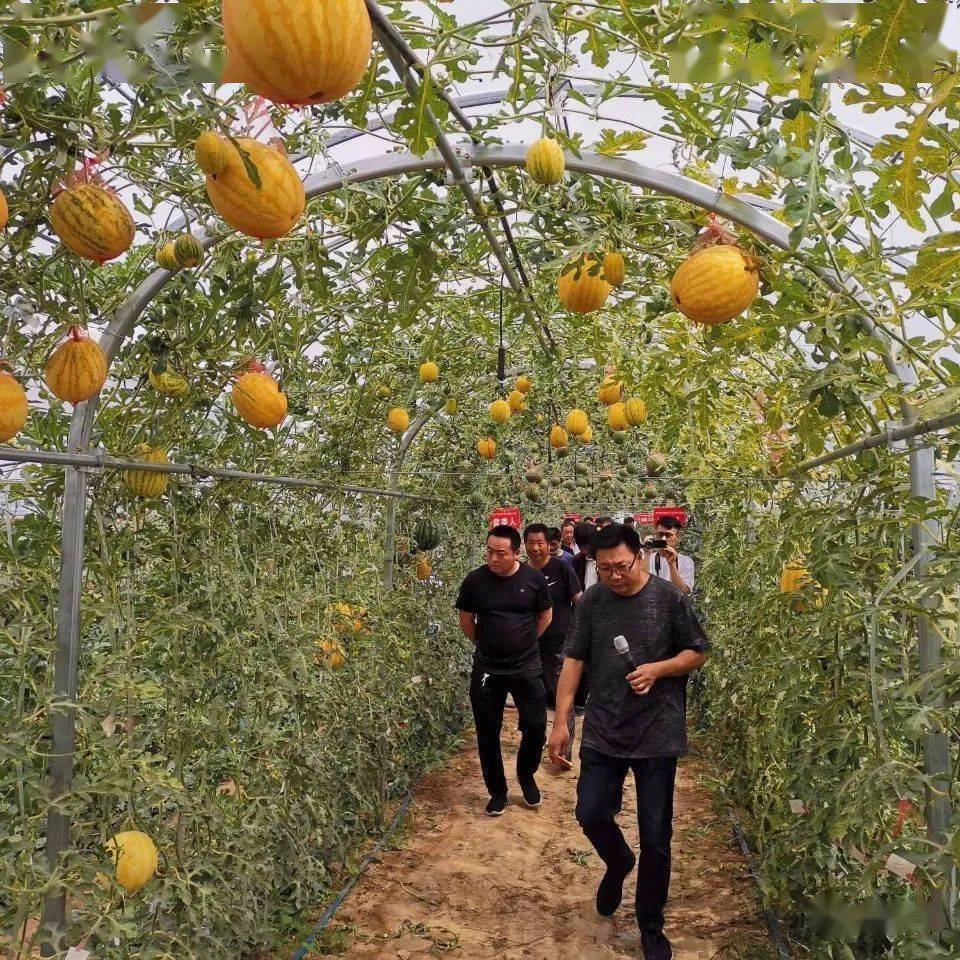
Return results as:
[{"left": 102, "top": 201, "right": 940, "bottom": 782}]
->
[
  {"left": 105, "top": 830, "right": 158, "bottom": 894},
  {"left": 0, "top": 188, "right": 9, "bottom": 230},
  {"left": 550, "top": 425, "right": 568, "bottom": 449},
  {"left": 173, "top": 233, "right": 203, "bottom": 268},
  {"left": 558, "top": 255, "right": 611, "bottom": 313},
  {"left": 489, "top": 398, "right": 511, "bottom": 424},
  {"left": 624, "top": 398, "right": 647, "bottom": 427},
  {"left": 0, "top": 363, "right": 29, "bottom": 443},
  {"left": 565, "top": 409, "right": 589, "bottom": 437},
  {"left": 148, "top": 354, "right": 189, "bottom": 399},
  {"left": 50, "top": 164, "right": 135, "bottom": 264},
  {"left": 419, "top": 360, "right": 439, "bottom": 383},
  {"left": 476, "top": 437, "right": 497, "bottom": 459},
  {"left": 607, "top": 402, "right": 629, "bottom": 431},
  {"left": 444, "top": 397, "right": 458, "bottom": 415},
  {"left": 579, "top": 424, "right": 593, "bottom": 444},
  {"left": 670, "top": 216, "right": 760, "bottom": 325},
  {"left": 221, "top": 0, "right": 372, "bottom": 106},
  {"left": 507, "top": 389, "right": 527, "bottom": 413},
  {"left": 597, "top": 376, "right": 622, "bottom": 406},
  {"left": 155, "top": 242, "right": 179, "bottom": 271},
  {"left": 525, "top": 137, "right": 565, "bottom": 185},
  {"left": 415, "top": 554, "right": 432, "bottom": 580},
  {"left": 195, "top": 131, "right": 230, "bottom": 176},
  {"left": 196, "top": 133, "right": 305, "bottom": 240},
  {"left": 44, "top": 326, "right": 108, "bottom": 404},
  {"left": 514, "top": 375, "right": 532, "bottom": 394},
  {"left": 124, "top": 444, "right": 170, "bottom": 499},
  {"left": 603, "top": 251, "right": 626, "bottom": 287},
  {"left": 232, "top": 360, "right": 288, "bottom": 429},
  {"left": 387, "top": 407, "right": 410, "bottom": 433}
]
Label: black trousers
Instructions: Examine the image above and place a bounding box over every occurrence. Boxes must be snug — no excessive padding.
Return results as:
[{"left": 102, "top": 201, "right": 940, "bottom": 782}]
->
[
  {"left": 540, "top": 652, "right": 576, "bottom": 761},
  {"left": 576, "top": 747, "right": 678, "bottom": 931},
  {"left": 469, "top": 668, "right": 547, "bottom": 799}
]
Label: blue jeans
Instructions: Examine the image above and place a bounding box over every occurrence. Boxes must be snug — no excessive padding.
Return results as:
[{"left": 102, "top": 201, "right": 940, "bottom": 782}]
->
[{"left": 576, "top": 748, "right": 677, "bottom": 930}]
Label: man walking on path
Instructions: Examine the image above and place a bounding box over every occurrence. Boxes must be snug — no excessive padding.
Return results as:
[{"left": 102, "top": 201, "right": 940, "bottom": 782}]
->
[
  {"left": 456, "top": 525, "right": 553, "bottom": 816},
  {"left": 523, "top": 524, "right": 582, "bottom": 762},
  {"left": 547, "top": 524, "right": 709, "bottom": 960}
]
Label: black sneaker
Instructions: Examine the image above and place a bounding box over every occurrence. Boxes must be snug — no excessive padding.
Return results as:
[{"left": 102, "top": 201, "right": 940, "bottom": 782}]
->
[
  {"left": 595, "top": 852, "right": 636, "bottom": 916},
  {"left": 640, "top": 928, "right": 673, "bottom": 960},
  {"left": 519, "top": 778, "right": 541, "bottom": 808},
  {"left": 485, "top": 795, "right": 507, "bottom": 817}
]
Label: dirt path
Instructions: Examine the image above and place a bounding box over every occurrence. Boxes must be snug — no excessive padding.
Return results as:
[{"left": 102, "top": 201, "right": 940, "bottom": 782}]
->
[{"left": 313, "top": 719, "right": 775, "bottom": 959}]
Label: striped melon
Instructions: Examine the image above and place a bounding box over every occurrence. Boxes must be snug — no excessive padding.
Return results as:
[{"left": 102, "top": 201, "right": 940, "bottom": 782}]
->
[
  {"left": 50, "top": 184, "right": 134, "bottom": 264},
  {"left": 550, "top": 425, "right": 568, "bottom": 449},
  {"left": 604, "top": 251, "right": 626, "bottom": 286},
  {"left": 232, "top": 360, "right": 288, "bottom": 429},
  {"left": 558, "top": 255, "right": 611, "bottom": 313},
  {"left": 476, "top": 437, "right": 497, "bottom": 459},
  {"left": 565, "top": 409, "right": 589, "bottom": 436},
  {"left": 197, "top": 134, "right": 305, "bottom": 239},
  {"left": 0, "top": 364, "right": 29, "bottom": 442},
  {"left": 173, "top": 233, "right": 203, "bottom": 268},
  {"left": 221, "top": 0, "right": 372, "bottom": 105},
  {"left": 124, "top": 444, "right": 170, "bottom": 499},
  {"left": 507, "top": 389, "right": 527, "bottom": 413},
  {"left": 514, "top": 375, "right": 532, "bottom": 394},
  {"left": 624, "top": 398, "right": 647, "bottom": 426},
  {"left": 44, "top": 326, "right": 107, "bottom": 404},
  {"left": 489, "top": 399, "right": 511, "bottom": 424},
  {"left": 195, "top": 131, "right": 230, "bottom": 176},
  {"left": 525, "top": 138, "right": 565, "bottom": 185},
  {"left": 155, "top": 242, "right": 179, "bottom": 271},
  {"left": 607, "top": 402, "right": 629, "bottom": 431},
  {"left": 106, "top": 830, "right": 158, "bottom": 894}
]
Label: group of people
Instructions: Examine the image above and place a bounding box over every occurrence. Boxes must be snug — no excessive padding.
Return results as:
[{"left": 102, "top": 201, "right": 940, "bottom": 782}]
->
[{"left": 455, "top": 515, "right": 707, "bottom": 959}]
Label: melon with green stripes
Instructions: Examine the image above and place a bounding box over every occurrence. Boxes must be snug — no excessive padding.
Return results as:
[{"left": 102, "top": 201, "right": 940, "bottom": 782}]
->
[{"left": 50, "top": 184, "right": 134, "bottom": 263}]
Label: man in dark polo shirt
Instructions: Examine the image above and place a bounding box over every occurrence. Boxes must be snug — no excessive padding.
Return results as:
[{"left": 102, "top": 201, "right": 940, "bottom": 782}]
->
[
  {"left": 457, "top": 524, "right": 553, "bottom": 816},
  {"left": 547, "top": 523, "right": 709, "bottom": 960}
]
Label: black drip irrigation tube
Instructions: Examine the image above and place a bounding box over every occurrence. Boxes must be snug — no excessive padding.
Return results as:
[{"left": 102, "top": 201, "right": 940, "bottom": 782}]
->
[
  {"left": 728, "top": 810, "right": 793, "bottom": 959},
  {"left": 291, "top": 790, "right": 414, "bottom": 960}
]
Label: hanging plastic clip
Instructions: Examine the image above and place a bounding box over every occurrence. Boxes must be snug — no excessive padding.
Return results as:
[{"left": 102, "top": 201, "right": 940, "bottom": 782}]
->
[
  {"left": 884, "top": 420, "right": 908, "bottom": 453},
  {"left": 445, "top": 140, "right": 475, "bottom": 187}
]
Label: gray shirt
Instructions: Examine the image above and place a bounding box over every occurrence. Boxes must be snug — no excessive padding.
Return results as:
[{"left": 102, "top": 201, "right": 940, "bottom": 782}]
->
[{"left": 564, "top": 576, "right": 709, "bottom": 758}]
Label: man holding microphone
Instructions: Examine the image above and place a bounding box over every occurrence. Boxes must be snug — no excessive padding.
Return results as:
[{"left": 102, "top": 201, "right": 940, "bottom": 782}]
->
[{"left": 548, "top": 524, "right": 709, "bottom": 960}]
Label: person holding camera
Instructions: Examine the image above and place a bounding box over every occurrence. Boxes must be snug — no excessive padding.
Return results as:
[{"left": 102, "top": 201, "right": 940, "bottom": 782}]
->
[
  {"left": 642, "top": 516, "right": 694, "bottom": 595},
  {"left": 547, "top": 523, "right": 709, "bottom": 959}
]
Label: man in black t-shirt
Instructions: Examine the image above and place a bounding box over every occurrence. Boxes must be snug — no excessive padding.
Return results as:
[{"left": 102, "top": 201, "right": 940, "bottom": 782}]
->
[
  {"left": 523, "top": 523, "right": 582, "bottom": 761},
  {"left": 456, "top": 524, "right": 553, "bottom": 816},
  {"left": 547, "top": 524, "right": 709, "bottom": 960}
]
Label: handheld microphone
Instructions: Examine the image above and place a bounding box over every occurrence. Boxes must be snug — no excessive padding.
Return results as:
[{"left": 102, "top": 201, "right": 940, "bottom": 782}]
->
[{"left": 613, "top": 634, "right": 636, "bottom": 671}]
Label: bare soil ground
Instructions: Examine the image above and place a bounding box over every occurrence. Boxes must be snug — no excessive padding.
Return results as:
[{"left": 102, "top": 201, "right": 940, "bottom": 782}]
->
[{"left": 311, "top": 717, "right": 776, "bottom": 960}]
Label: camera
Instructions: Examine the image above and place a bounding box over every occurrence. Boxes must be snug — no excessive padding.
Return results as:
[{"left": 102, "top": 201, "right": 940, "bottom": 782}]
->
[{"left": 642, "top": 537, "right": 668, "bottom": 550}]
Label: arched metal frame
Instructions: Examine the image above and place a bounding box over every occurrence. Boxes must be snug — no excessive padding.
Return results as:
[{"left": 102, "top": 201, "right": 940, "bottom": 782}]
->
[{"left": 40, "top": 143, "right": 949, "bottom": 946}]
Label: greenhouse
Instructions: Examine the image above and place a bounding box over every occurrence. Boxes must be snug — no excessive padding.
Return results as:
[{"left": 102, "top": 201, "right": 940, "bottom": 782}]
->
[{"left": 2, "top": 1, "right": 960, "bottom": 958}]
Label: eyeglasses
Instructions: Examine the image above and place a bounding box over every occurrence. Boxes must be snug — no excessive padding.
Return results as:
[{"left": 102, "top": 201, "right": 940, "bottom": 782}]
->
[{"left": 596, "top": 554, "right": 639, "bottom": 579}]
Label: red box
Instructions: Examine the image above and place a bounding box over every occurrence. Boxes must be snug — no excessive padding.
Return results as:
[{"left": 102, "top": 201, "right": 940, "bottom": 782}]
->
[
  {"left": 653, "top": 507, "right": 687, "bottom": 527},
  {"left": 489, "top": 506, "right": 522, "bottom": 530}
]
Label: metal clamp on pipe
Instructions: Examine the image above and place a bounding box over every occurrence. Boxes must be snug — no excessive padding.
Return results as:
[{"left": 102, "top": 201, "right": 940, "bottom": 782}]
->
[
  {"left": 885, "top": 420, "right": 908, "bottom": 453},
  {"left": 81, "top": 447, "right": 107, "bottom": 476}
]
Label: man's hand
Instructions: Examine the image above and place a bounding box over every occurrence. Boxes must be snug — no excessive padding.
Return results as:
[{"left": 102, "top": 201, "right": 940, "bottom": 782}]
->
[
  {"left": 627, "top": 662, "right": 662, "bottom": 695},
  {"left": 658, "top": 545, "right": 678, "bottom": 566},
  {"left": 548, "top": 721, "right": 573, "bottom": 769}
]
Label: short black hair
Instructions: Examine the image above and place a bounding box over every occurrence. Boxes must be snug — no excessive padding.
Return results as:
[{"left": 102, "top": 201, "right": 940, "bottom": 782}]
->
[
  {"left": 594, "top": 522, "right": 641, "bottom": 556},
  {"left": 489, "top": 524, "right": 521, "bottom": 550},
  {"left": 597, "top": 516, "right": 613, "bottom": 526},
  {"left": 523, "top": 522, "right": 550, "bottom": 541},
  {"left": 547, "top": 526, "right": 562, "bottom": 543},
  {"left": 561, "top": 519, "right": 575, "bottom": 530},
  {"left": 623, "top": 515, "right": 636, "bottom": 526},
  {"left": 656, "top": 516, "right": 684, "bottom": 531},
  {"left": 573, "top": 522, "right": 595, "bottom": 551}
]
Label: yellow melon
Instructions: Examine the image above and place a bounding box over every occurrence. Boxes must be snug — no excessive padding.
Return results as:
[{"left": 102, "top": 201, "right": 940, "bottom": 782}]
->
[
  {"left": 514, "top": 375, "right": 532, "bottom": 394},
  {"left": 44, "top": 326, "right": 108, "bottom": 404},
  {"left": 444, "top": 398, "right": 458, "bottom": 415},
  {"left": 476, "top": 437, "right": 497, "bottom": 459},
  {"left": 603, "top": 251, "right": 626, "bottom": 286},
  {"left": 419, "top": 360, "right": 439, "bottom": 383},
  {"left": 195, "top": 131, "right": 230, "bottom": 176},
  {"left": 550, "top": 425, "right": 568, "bottom": 449},
  {"left": 607, "top": 402, "right": 628, "bottom": 431},
  {"left": 155, "top": 242, "right": 179, "bottom": 271},
  {"left": 0, "top": 365, "right": 29, "bottom": 442},
  {"left": 50, "top": 183, "right": 134, "bottom": 264},
  {"left": 0, "top": 188, "right": 8, "bottom": 230},
  {"left": 558, "top": 255, "right": 611, "bottom": 313},
  {"left": 124, "top": 444, "right": 170, "bottom": 498},
  {"left": 221, "top": 0, "right": 372, "bottom": 106},
  {"left": 387, "top": 407, "right": 410, "bottom": 433},
  {"left": 197, "top": 134, "right": 305, "bottom": 240},
  {"left": 106, "top": 830, "right": 158, "bottom": 894},
  {"left": 525, "top": 137, "right": 565, "bottom": 185},
  {"left": 565, "top": 409, "right": 589, "bottom": 436},
  {"left": 489, "top": 399, "right": 511, "bottom": 424},
  {"left": 671, "top": 244, "right": 759, "bottom": 325},
  {"left": 507, "top": 389, "right": 527, "bottom": 413},
  {"left": 579, "top": 424, "right": 593, "bottom": 444},
  {"left": 415, "top": 554, "right": 432, "bottom": 580},
  {"left": 624, "top": 398, "right": 647, "bottom": 426},
  {"left": 232, "top": 361, "right": 288, "bottom": 429},
  {"left": 597, "top": 377, "right": 622, "bottom": 406}
]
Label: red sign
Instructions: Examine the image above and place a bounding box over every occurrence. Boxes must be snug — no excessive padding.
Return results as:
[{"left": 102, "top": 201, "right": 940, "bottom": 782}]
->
[
  {"left": 564, "top": 514, "right": 582, "bottom": 523},
  {"left": 635, "top": 512, "right": 655, "bottom": 525},
  {"left": 654, "top": 507, "right": 687, "bottom": 527},
  {"left": 489, "top": 506, "right": 522, "bottom": 530}
]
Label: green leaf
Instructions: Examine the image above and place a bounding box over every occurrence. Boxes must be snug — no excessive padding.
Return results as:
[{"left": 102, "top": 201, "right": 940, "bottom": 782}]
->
[{"left": 905, "top": 232, "right": 960, "bottom": 291}]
